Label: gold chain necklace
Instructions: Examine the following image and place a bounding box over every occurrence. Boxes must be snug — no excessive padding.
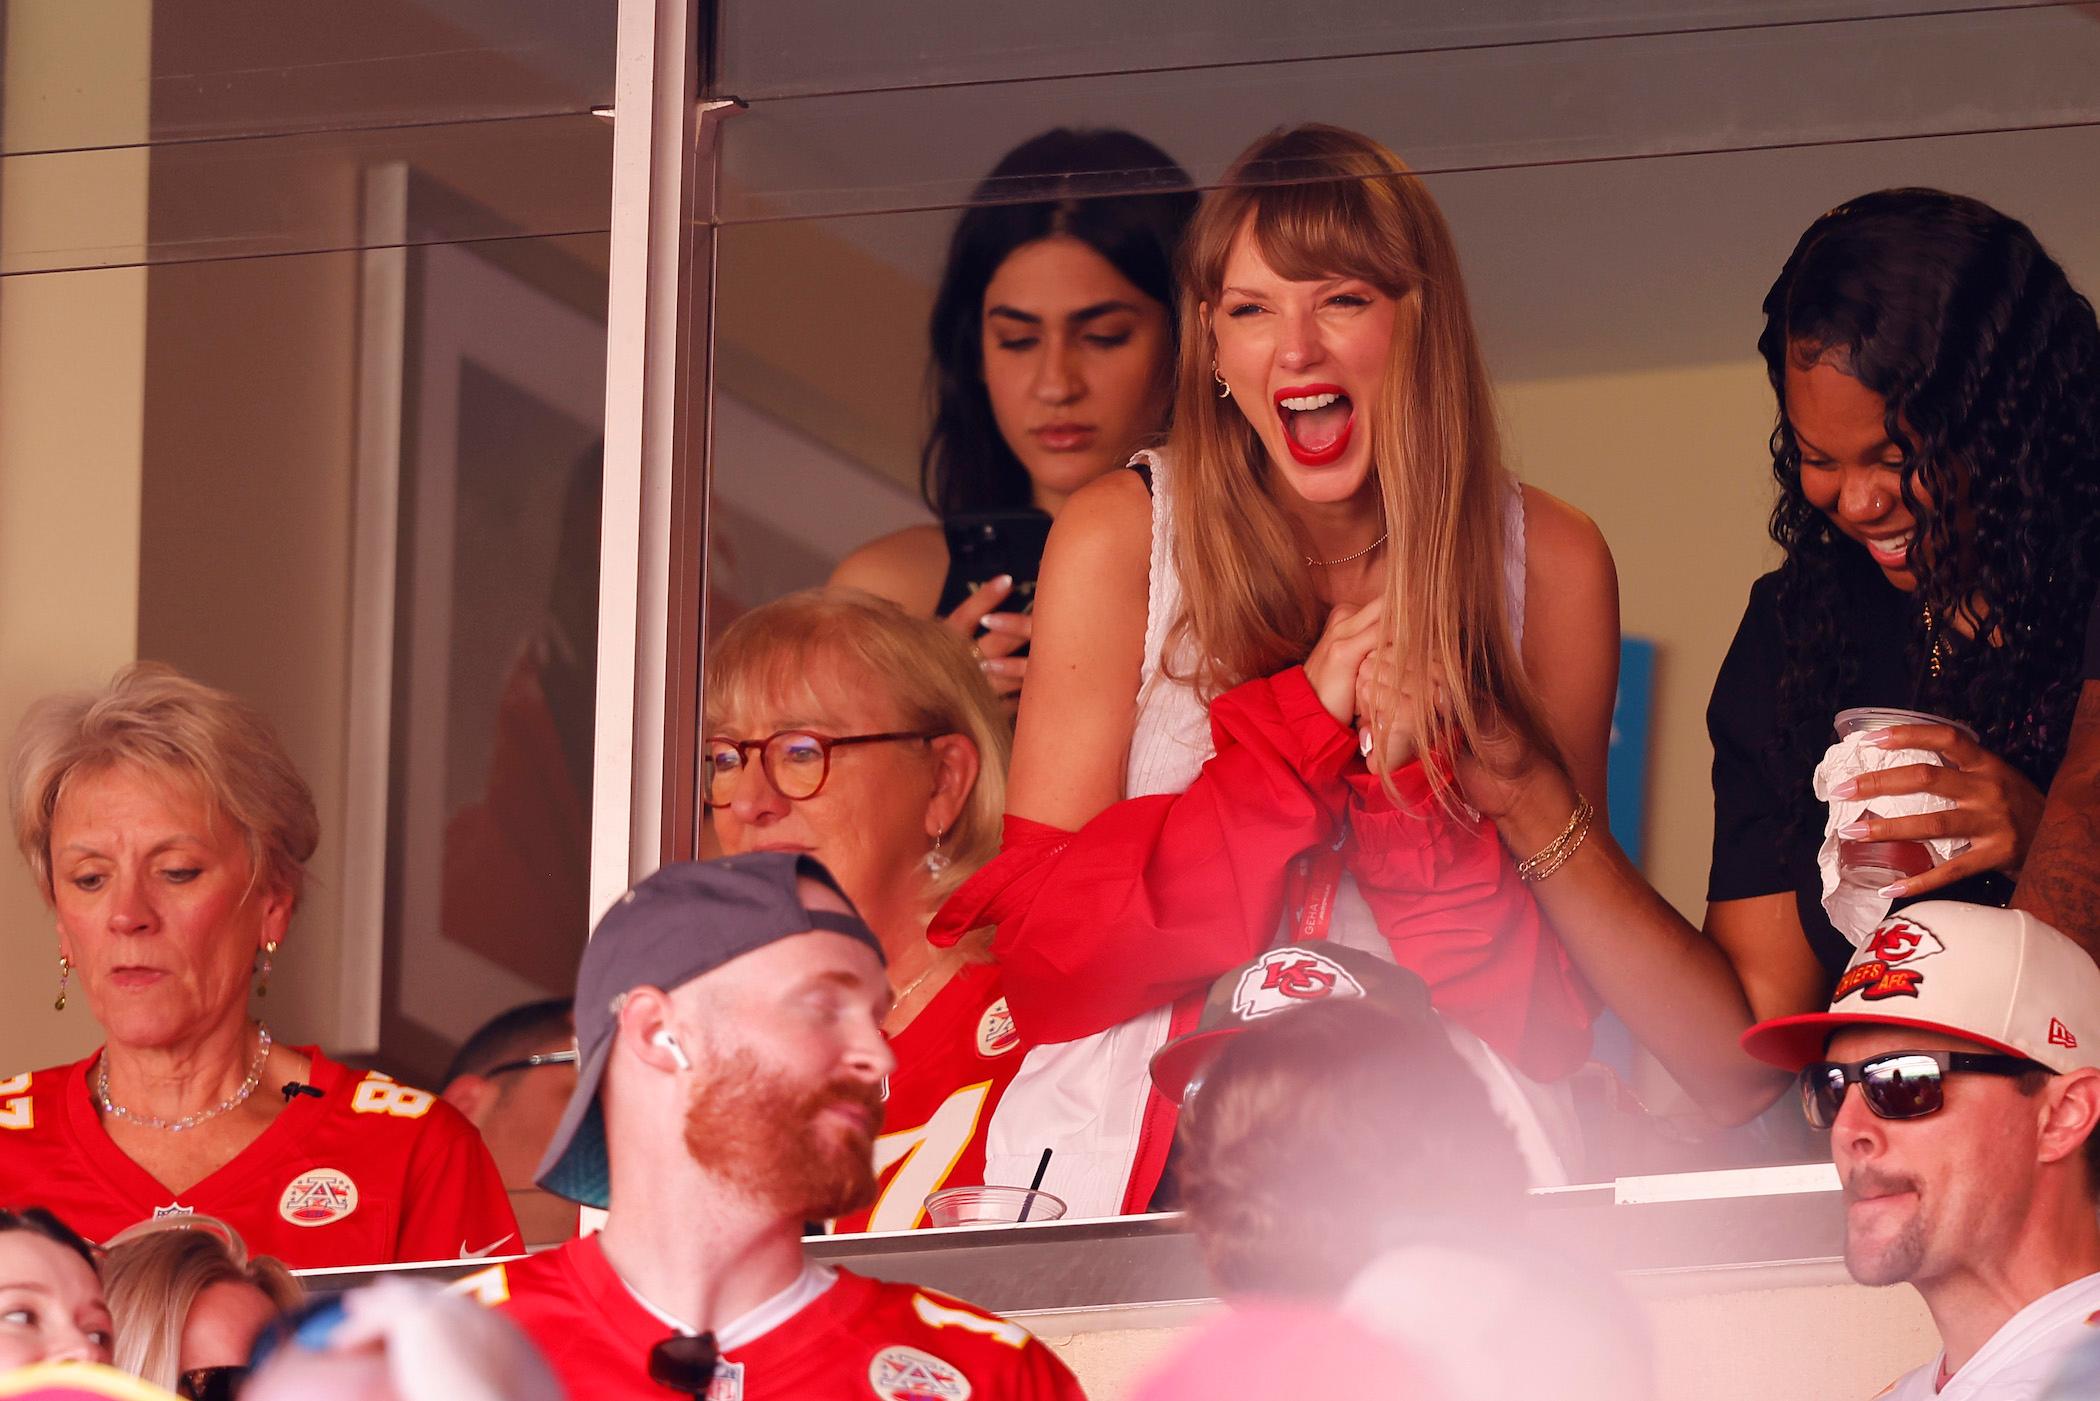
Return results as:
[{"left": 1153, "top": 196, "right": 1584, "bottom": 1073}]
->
[
  {"left": 891, "top": 957, "right": 955, "bottom": 1008},
  {"left": 1304, "top": 529, "right": 1389, "bottom": 568}
]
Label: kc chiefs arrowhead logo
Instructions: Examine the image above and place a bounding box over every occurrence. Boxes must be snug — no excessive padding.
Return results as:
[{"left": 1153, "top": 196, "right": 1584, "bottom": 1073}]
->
[
  {"left": 1835, "top": 917, "right": 1947, "bottom": 1004},
  {"left": 1231, "top": 948, "right": 1365, "bottom": 1023}
]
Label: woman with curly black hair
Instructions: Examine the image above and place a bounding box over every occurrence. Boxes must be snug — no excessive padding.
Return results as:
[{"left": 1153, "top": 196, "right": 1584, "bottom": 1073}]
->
[
  {"left": 1708, "top": 188, "right": 2100, "bottom": 980},
  {"left": 1456, "top": 188, "right": 2100, "bottom": 1124}
]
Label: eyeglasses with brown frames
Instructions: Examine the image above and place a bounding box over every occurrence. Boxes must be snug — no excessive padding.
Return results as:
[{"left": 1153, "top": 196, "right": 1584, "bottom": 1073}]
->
[{"left": 702, "top": 729, "right": 941, "bottom": 806}]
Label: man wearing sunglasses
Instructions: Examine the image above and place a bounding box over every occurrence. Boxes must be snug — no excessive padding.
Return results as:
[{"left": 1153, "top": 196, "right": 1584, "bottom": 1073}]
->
[
  {"left": 442, "top": 999, "right": 583, "bottom": 1247},
  {"left": 1742, "top": 901, "right": 2100, "bottom": 1400},
  {"left": 457, "top": 852, "right": 1085, "bottom": 1400}
]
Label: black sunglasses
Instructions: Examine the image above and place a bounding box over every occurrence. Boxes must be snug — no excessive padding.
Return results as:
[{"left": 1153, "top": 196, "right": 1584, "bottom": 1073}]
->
[
  {"left": 648, "top": 1331, "right": 721, "bottom": 1396},
  {"left": 1800, "top": 1049, "right": 2047, "bottom": 1130},
  {"left": 484, "top": 1048, "right": 580, "bottom": 1078},
  {"left": 178, "top": 1366, "right": 250, "bottom": 1401}
]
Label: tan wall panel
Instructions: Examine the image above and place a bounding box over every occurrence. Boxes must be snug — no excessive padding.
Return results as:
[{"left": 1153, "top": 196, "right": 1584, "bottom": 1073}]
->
[
  {"left": 0, "top": 1, "right": 152, "bottom": 1074},
  {"left": 1502, "top": 360, "right": 1784, "bottom": 919}
]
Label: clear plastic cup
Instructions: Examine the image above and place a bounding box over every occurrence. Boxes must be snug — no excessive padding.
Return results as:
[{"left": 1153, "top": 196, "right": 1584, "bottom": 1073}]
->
[
  {"left": 1838, "top": 828, "right": 1938, "bottom": 893},
  {"left": 1834, "top": 707, "right": 1977, "bottom": 742},
  {"left": 923, "top": 1185, "right": 1067, "bottom": 1227},
  {"left": 1831, "top": 708, "right": 1973, "bottom": 890}
]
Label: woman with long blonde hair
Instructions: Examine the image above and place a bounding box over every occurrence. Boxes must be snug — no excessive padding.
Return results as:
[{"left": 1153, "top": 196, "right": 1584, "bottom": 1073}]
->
[{"left": 932, "top": 124, "right": 1745, "bottom": 1215}]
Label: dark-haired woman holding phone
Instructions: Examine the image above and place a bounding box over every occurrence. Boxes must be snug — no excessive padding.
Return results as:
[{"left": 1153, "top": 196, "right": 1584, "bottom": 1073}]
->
[{"left": 832, "top": 127, "right": 1196, "bottom": 711}]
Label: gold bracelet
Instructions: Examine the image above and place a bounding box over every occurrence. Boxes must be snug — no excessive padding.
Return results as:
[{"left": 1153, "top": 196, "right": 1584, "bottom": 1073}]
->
[{"left": 1517, "top": 795, "right": 1594, "bottom": 883}]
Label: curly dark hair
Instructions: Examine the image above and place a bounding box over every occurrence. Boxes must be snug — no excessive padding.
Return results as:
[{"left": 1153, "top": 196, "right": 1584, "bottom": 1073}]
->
[
  {"left": 921, "top": 128, "right": 1196, "bottom": 518},
  {"left": 1758, "top": 188, "right": 2100, "bottom": 810}
]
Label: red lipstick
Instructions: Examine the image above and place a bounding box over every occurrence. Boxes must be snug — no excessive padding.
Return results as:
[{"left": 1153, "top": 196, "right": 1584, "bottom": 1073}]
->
[{"left": 1273, "top": 383, "right": 1354, "bottom": 467}]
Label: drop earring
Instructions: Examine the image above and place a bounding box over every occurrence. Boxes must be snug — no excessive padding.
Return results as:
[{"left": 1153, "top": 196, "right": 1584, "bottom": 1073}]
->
[
  {"left": 922, "top": 829, "right": 952, "bottom": 879},
  {"left": 54, "top": 955, "right": 70, "bottom": 1012},
  {"left": 254, "top": 940, "right": 278, "bottom": 998},
  {"left": 1212, "top": 362, "right": 1231, "bottom": 398}
]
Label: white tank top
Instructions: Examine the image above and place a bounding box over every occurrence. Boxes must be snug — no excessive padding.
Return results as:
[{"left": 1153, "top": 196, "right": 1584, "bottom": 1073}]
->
[{"left": 1124, "top": 446, "right": 1529, "bottom": 799}]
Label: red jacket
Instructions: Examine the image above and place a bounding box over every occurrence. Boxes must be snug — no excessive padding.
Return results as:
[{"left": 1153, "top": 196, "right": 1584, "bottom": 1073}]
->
[{"left": 930, "top": 666, "right": 1592, "bottom": 1084}]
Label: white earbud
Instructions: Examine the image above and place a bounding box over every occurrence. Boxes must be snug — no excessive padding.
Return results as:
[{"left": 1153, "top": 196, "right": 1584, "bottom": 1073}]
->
[{"left": 652, "top": 1030, "right": 692, "bottom": 1071}]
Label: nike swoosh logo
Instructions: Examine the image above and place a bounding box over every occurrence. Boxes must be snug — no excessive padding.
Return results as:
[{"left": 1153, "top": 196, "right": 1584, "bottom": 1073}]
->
[{"left": 458, "top": 1233, "right": 518, "bottom": 1259}]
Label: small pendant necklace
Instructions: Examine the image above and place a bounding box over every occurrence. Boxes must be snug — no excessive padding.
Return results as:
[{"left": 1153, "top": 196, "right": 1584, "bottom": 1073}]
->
[
  {"left": 1304, "top": 529, "right": 1389, "bottom": 568},
  {"left": 97, "top": 1024, "right": 272, "bottom": 1133}
]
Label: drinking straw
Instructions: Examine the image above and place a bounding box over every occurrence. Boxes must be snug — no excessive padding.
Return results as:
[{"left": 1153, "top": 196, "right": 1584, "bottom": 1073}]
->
[{"left": 1017, "top": 1148, "right": 1053, "bottom": 1222}]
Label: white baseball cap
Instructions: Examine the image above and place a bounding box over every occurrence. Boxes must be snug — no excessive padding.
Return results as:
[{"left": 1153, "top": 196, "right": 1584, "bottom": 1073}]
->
[{"left": 1741, "top": 901, "right": 2100, "bottom": 1074}]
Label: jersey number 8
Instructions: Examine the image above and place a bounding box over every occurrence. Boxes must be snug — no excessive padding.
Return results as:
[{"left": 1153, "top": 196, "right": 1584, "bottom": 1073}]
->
[{"left": 351, "top": 1077, "right": 435, "bottom": 1119}]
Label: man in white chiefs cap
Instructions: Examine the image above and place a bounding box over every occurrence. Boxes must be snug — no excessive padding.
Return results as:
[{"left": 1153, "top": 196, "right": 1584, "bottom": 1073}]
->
[{"left": 1742, "top": 901, "right": 2100, "bottom": 1400}]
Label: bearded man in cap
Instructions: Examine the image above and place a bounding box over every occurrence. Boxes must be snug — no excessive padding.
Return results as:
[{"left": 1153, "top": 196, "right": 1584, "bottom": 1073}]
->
[
  {"left": 459, "top": 852, "right": 1083, "bottom": 1400},
  {"left": 1743, "top": 901, "right": 2100, "bottom": 1400}
]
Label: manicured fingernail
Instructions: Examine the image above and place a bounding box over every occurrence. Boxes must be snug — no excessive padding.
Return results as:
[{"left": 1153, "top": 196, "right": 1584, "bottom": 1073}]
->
[
  {"left": 1865, "top": 733, "right": 1899, "bottom": 749},
  {"left": 1829, "top": 778, "right": 1859, "bottom": 799},
  {"left": 1879, "top": 882, "right": 1909, "bottom": 898},
  {"left": 1837, "top": 821, "right": 1873, "bottom": 839},
  {"left": 991, "top": 574, "right": 1013, "bottom": 589}
]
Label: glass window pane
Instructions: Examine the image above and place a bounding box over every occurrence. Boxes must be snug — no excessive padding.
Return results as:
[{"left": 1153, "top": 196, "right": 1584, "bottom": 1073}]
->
[
  {"left": 715, "top": 7, "right": 2100, "bottom": 221},
  {"left": 2, "top": 115, "right": 611, "bottom": 276},
  {"left": 0, "top": 0, "right": 613, "bottom": 156},
  {"left": 714, "top": 0, "right": 2044, "bottom": 100},
  {"left": 706, "top": 112, "right": 2100, "bottom": 1187}
]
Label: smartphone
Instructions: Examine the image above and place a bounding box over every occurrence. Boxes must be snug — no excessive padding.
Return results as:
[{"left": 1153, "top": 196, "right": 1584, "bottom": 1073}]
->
[{"left": 941, "top": 511, "right": 1054, "bottom": 625}]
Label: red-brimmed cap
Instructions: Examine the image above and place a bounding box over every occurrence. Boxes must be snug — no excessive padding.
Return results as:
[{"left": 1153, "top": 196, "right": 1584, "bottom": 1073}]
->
[{"left": 1741, "top": 901, "right": 2100, "bottom": 1073}]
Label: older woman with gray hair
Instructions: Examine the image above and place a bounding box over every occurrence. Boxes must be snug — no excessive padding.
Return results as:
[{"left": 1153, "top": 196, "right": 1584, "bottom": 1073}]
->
[{"left": 0, "top": 662, "right": 516, "bottom": 1267}]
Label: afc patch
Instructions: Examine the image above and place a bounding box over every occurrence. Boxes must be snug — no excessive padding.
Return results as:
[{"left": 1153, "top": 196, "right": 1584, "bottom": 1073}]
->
[
  {"left": 868, "top": 1345, "right": 971, "bottom": 1401},
  {"left": 279, "top": 1168, "right": 359, "bottom": 1227},
  {"left": 975, "top": 999, "right": 1019, "bottom": 1059},
  {"left": 1834, "top": 961, "right": 1924, "bottom": 1002}
]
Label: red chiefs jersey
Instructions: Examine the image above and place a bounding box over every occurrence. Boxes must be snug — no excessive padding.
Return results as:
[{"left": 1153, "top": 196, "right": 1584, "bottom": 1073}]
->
[
  {"left": 474, "top": 1233, "right": 1085, "bottom": 1400},
  {"left": 0, "top": 1047, "right": 518, "bottom": 1268},
  {"left": 832, "top": 961, "right": 1027, "bottom": 1234}
]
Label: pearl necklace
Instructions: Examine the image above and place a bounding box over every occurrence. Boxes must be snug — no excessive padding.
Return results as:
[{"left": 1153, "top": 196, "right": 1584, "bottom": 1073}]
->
[
  {"left": 97, "top": 1024, "right": 272, "bottom": 1133},
  {"left": 1304, "top": 530, "right": 1389, "bottom": 567}
]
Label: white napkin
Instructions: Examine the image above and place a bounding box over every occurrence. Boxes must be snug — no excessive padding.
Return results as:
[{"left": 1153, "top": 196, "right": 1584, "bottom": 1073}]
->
[{"left": 1813, "top": 733, "right": 1969, "bottom": 946}]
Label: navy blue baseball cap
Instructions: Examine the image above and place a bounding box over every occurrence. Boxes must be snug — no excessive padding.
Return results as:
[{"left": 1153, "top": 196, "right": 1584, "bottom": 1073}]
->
[{"left": 535, "top": 853, "right": 885, "bottom": 1208}]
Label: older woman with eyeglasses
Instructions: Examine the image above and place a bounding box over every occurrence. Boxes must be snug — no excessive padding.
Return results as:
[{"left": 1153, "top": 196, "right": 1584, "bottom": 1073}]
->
[
  {"left": 2, "top": 663, "right": 518, "bottom": 1267},
  {"left": 703, "top": 589, "right": 1020, "bottom": 1231}
]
